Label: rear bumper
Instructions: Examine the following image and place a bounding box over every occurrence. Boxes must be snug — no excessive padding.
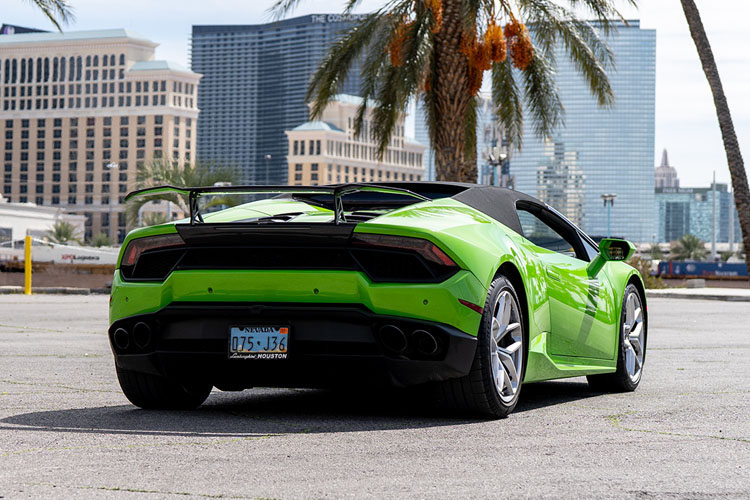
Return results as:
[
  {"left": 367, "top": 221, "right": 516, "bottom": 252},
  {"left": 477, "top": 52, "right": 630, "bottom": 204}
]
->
[{"left": 109, "top": 302, "right": 477, "bottom": 388}]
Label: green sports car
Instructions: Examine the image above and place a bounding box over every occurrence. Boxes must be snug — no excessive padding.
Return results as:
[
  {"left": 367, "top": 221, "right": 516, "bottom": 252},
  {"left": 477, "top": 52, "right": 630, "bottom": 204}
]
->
[{"left": 109, "top": 182, "right": 647, "bottom": 418}]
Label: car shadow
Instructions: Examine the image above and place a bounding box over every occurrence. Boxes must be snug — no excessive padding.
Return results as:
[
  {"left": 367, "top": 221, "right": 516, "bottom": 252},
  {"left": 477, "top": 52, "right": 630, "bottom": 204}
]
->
[{"left": 0, "top": 380, "right": 603, "bottom": 438}]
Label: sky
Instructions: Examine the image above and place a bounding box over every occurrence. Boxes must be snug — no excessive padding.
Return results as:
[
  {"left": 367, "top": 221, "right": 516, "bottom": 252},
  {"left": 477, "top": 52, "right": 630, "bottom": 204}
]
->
[{"left": 3, "top": 0, "right": 749, "bottom": 188}]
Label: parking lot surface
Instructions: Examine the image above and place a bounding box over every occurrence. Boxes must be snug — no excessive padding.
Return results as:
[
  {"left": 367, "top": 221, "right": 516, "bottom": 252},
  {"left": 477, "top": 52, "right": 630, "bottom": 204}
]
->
[{"left": 0, "top": 295, "right": 748, "bottom": 499}]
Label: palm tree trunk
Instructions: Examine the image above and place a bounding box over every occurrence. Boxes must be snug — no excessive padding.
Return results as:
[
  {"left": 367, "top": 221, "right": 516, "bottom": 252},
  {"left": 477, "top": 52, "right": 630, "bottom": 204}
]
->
[
  {"left": 680, "top": 0, "right": 750, "bottom": 281},
  {"left": 432, "top": 0, "right": 476, "bottom": 182}
]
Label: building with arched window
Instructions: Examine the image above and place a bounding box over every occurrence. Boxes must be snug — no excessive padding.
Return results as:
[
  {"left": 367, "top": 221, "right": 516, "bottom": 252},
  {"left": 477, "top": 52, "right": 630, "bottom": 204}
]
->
[
  {"left": 0, "top": 29, "right": 201, "bottom": 242},
  {"left": 285, "top": 95, "right": 425, "bottom": 185}
]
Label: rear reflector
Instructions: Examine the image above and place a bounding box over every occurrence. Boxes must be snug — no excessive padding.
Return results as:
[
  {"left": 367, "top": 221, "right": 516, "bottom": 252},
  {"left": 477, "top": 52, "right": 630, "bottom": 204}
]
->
[{"left": 458, "top": 299, "right": 484, "bottom": 315}]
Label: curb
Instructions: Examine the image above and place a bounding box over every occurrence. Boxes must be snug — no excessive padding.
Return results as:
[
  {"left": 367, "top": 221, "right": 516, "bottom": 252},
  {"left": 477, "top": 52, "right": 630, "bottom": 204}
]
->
[
  {"left": 0, "top": 286, "right": 110, "bottom": 295},
  {"left": 646, "top": 290, "right": 750, "bottom": 302}
]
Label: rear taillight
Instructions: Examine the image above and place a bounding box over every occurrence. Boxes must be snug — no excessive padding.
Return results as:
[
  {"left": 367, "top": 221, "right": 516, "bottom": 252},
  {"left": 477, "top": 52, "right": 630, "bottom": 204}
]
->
[
  {"left": 352, "top": 233, "right": 457, "bottom": 267},
  {"left": 120, "top": 234, "right": 185, "bottom": 281},
  {"left": 351, "top": 233, "right": 459, "bottom": 282}
]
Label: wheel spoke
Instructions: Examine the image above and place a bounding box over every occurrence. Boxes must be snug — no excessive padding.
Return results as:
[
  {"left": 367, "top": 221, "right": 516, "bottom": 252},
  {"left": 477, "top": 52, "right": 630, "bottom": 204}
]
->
[
  {"left": 498, "top": 349, "right": 518, "bottom": 384},
  {"left": 495, "top": 294, "right": 506, "bottom": 322},
  {"left": 499, "top": 292, "right": 512, "bottom": 326},
  {"left": 501, "top": 369, "right": 512, "bottom": 395},
  {"left": 495, "top": 354, "right": 505, "bottom": 393},
  {"left": 502, "top": 340, "right": 522, "bottom": 354},
  {"left": 626, "top": 295, "right": 635, "bottom": 325},
  {"left": 625, "top": 344, "right": 636, "bottom": 376},
  {"left": 629, "top": 335, "right": 642, "bottom": 356},
  {"left": 492, "top": 318, "right": 502, "bottom": 342}
]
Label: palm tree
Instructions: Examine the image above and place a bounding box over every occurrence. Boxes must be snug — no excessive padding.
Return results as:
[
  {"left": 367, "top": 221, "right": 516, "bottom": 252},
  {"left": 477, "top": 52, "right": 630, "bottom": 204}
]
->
[
  {"left": 670, "top": 234, "right": 707, "bottom": 261},
  {"left": 25, "top": 0, "right": 74, "bottom": 31},
  {"left": 88, "top": 232, "right": 113, "bottom": 248},
  {"left": 272, "top": 0, "right": 630, "bottom": 182},
  {"left": 142, "top": 212, "right": 169, "bottom": 227},
  {"left": 680, "top": 0, "right": 750, "bottom": 281},
  {"left": 46, "top": 220, "right": 80, "bottom": 245},
  {"left": 125, "top": 160, "right": 238, "bottom": 225},
  {"left": 648, "top": 243, "right": 664, "bottom": 261}
]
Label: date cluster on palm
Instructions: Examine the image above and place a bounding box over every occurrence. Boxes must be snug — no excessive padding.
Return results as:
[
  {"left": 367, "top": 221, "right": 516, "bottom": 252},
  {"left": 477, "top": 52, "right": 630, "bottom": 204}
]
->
[{"left": 388, "top": 1, "right": 533, "bottom": 97}]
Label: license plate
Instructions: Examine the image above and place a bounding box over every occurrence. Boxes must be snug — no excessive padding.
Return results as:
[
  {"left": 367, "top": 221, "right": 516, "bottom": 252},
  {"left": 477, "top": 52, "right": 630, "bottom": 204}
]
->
[{"left": 228, "top": 326, "right": 289, "bottom": 359}]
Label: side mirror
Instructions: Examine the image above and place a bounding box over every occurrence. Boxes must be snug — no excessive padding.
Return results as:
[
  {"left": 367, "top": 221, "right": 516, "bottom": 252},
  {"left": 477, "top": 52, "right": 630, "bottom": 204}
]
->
[{"left": 587, "top": 238, "right": 636, "bottom": 276}]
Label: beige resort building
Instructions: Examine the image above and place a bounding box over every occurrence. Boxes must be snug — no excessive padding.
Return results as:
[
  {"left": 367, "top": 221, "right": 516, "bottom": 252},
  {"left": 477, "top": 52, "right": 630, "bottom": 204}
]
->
[
  {"left": 285, "top": 95, "right": 425, "bottom": 186},
  {"left": 0, "top": 29, "right": 200, "bottom": 242}
]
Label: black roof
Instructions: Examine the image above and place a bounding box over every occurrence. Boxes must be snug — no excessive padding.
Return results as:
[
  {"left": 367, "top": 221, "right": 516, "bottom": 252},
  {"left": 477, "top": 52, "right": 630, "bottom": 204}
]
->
[{"left": 366, "top": 181, "right": 540, "bottom": 235}]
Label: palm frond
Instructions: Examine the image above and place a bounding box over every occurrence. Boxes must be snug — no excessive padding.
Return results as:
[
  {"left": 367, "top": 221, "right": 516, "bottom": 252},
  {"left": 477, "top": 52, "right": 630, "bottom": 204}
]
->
[
  {"left": 27, "top": 0, "right": 74, "bottom": 31},
  {"left": 491, "top": 59, "right": 524, "bottom": 152},
  {"left": 565, "top": 0, "right": 636, "bottom": 31},
  {"left": 267, "top": 0, "right": 305, "bottom": 21},
  {"left": 520, "top": 0, "right": 615, "bottom": 107},
  {"left": 351, "top": 14, "right": 397, "bottom": 139},
  {"left": 521, "top": 49, "right": 564, "bottom": 139},
  {"left": 371, "top": 11, "right": 433, "bottom": 158},
  {"left": 307, "top": 12, "right": 388, "bottom": 119}
]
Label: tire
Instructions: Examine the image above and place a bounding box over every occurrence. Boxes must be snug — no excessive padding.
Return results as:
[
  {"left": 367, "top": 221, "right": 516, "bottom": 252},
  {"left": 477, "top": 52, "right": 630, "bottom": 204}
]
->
[
  {"left": 587, "top": 283, "right": 646, "bottom": 392},
  {"left": 435, "top": 275, "right": 526, "bottom": 418},
  {"left": 116, "top": 367, "right": 212, "bottom": 410}
]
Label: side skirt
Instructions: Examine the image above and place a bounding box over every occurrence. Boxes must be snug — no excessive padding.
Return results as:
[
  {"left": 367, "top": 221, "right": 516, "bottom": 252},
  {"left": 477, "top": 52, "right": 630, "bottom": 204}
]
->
[{"left": 523, "top": 332, "right": 616, "bottom": 383}]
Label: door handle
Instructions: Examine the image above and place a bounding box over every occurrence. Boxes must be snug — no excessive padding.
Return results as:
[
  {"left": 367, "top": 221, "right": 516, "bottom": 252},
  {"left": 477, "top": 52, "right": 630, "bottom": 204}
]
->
[{"left": 546, "top": 268, "right": 561, "bottom": 281}]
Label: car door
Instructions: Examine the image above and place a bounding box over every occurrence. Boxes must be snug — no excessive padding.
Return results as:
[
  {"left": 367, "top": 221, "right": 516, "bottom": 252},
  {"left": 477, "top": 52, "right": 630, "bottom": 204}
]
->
[{"left": 515, "top": 202, "right": 618, "bottom": 360}]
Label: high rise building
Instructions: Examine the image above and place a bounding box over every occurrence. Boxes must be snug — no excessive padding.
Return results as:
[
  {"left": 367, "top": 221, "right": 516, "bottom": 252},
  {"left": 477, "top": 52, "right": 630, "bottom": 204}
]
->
[
  {"left": 285, "top": 95, "right": 425, "bottom": 185},
  {"left": 510, "top": 20, "right": 656, "bottom": 241},
  {"left": 191, "top": 14, "right": 365, "bottom": 185},
  {"left": 0, "top": 29, "right": 201, "bottom": 242},
  {"left": 655, "top": 183, "right": 741, "bottom": 244},
  {"left": 655, "top": 148, "right": 679, "bottom": 188}
]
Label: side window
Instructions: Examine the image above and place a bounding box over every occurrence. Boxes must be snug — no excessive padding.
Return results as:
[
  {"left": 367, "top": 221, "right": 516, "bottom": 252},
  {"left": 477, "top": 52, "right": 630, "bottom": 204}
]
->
[
  {"left": 580, "top": 234, "right": 599, "bottom": 261},
  {"left": 516, "top": 206, "right": 587, "bottom": 261}
]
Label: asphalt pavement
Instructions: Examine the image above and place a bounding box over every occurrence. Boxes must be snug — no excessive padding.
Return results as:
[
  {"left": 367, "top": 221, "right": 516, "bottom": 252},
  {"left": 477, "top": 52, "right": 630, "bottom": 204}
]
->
[{"left": 0, "top": 295, "right": 748, "bottom": 499}]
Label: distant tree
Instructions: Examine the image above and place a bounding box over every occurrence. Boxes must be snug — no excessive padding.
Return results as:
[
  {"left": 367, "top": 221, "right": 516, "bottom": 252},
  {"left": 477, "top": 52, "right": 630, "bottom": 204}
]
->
[
  {"left": 649, "top": 243, "right": 664, "bottom": 261},
  {"left": 670, "top": 234, "right": 707, "bottom": 261},
  {"left": 629, "top": 256, "right": 664, "bottom": 289},
  {"left": 25, "top": 0, "right": 74, "bottom": 31},
  {"left": 88, "top": 232, "right": 113, "bottom": 248},
  {"left": 719, "top": 250, "right": 734, "bottom": 262},
  {"left": 142, "top": 212, "right": 169, "bottom": 227},
  {"left": 680, "top": 0, "right": 750, "bottom": 282},
  {"left": 125, "top": 160, "right": 238, "bottom": 226},
  {"left": 46, "top": 220, "right": 81, "bottom": 245}
]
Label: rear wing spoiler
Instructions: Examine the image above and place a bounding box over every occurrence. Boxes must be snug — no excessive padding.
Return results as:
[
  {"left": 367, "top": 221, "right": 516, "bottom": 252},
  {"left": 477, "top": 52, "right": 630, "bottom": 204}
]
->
[{"left": 124, "top": 183, "right": 430, "bottom": 225}]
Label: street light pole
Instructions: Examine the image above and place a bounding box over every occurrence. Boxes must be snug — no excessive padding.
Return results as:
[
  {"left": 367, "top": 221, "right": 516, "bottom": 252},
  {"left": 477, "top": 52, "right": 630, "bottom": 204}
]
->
[
  {"left": 601, "top": 193, "right": 617, "bottom": 238},
  {"left": 264, "top": 154, "right": 272, "bottom": 185}
]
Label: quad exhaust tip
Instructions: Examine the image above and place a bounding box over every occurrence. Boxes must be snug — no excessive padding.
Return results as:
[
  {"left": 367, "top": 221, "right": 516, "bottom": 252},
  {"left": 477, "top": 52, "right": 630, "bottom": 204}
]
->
[
  {"left": 133, "top": 322, "right": 152, "bottom": 350},
  {"left": 413, "top": 329, "right": 439, "bottom": 356},
  {"left": 113, "top": 328, "right": 130, "bottom": 350},
  {"left": 379, "top": 325, "right": 408, "bottom": 354}
]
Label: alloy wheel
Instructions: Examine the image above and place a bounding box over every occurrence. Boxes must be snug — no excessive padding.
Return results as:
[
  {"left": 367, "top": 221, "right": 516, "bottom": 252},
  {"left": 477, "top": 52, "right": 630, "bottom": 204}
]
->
[
  {"left": 623, "top": 291, "right": 645, "bottom": 382},
  {"left": 489, "top": 290, "right": 523, "bottom": 403}
]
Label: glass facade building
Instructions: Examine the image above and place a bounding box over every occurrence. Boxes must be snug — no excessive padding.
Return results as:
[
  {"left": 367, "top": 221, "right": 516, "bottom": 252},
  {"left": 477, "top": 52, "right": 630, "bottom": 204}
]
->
[
  {"left": 191, "top": 15, "right": 364, "bottom": 185},
  {"left": 655, "top": 185, "right": 741, "bottom": 244},
  {"left": 510, "top": 20, "right": 656, "bottom": 241}
]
